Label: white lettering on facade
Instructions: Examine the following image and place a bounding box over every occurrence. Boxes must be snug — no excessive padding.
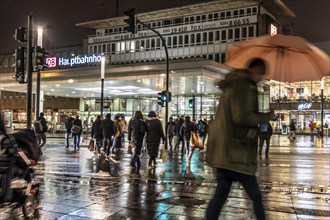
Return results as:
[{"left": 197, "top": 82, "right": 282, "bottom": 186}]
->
[
  {"left": 52, "top": 54, "right": 102, "bottom": 68},
  {"left": 298, "top": 103, "right": 312, "bottom": 110},
  {"left": 88, "top": 15, "right": 257, "bottom": 43}
]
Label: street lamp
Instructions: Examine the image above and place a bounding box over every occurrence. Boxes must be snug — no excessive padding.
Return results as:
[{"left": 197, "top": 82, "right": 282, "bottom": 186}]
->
[
  {"left": 100, "top": 54, "right": 105, "bottom": 116},
  {"left": 36, "top": 26, "right": 43, "bottom": 119},
  {"left": 321, "top": 78, "right": 324, "bottom": 137}
]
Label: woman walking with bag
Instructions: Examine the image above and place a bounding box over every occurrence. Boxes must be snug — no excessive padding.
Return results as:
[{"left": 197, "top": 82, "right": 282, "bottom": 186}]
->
[
  {"left": 128, "top": 111, "right": 146, "bottom": 170},
  {"left": 145, "top": 111, "right": 166, "bottom": 169},
  {"left": 180, "top": 116, "right": 198, "bottom": 166},
  {"left": 72, "top": 115, "right": 82, "bottom": 151}
]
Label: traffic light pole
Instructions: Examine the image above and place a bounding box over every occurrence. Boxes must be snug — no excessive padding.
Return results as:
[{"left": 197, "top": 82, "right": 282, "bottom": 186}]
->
[
  {"left": 137, "top": 20, "right": 170, "bottom": 148},
  {"left": 26, "top": 15, "right": 33, "bottom": 129}
]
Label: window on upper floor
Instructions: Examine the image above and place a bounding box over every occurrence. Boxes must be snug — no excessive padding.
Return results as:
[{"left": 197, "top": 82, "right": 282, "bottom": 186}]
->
[
  {"left": 196, "top": 15, "right": 200, "bottom": 22},
  {"left": 202, "top": 32, "right": 207, "bottom": 44},
  {"left": 252, "top": 7, "right": 257, "bottom": 14},
  {"left": 214, "top": 13, "right": 219, "bottom": 19},
  {"left": 239, "top": 9, "right": 245, "bottom": 16},
  {"left": 242, "top": 27, "right": 247, "bottom": 39},
  {"left": 173, "top": 36, "right": 177, "bottom": 47},
  {"left": 184, "top": 35, "right": 189, "bottom": 46},
  {"left": 234, "top": 28, "right": 240, "bottom": 41},
  {"left": 215, "top": 31, "right": 220, "bottom": 41},
  {"left": 220, "top": 12, "right": 225, "bottom": 19},
  {"left": 10, "top": 57, "right": 15, "bottom": 66},
  {"left": 174, "top": 18, "right": 182, "bottom": 25},
  {"left": 233, "top": 10, "right": 238, "bottom": 18},
  {"left": 247, "top": 8, "right": 252, "bottom": 15},
  {"left": 130, "top": 41, "right": 135, "bottom": 52},
  {"left": 151, "top": 38, "right": 155, "bottom": 49},
  {"left": 202, "top": 15, "right": 206, "bottom": 21},
  {"left": 226, "top": 11, "right": 231, "bottom": 19},
  {"left": 140, "top": 40, "right": 145, "bottom": 51},
  {"left": 167, "top": 36, "right": 172, "bottom": 48},
  {"left": 221, "top": 30, "right": 226, "bottom": 43},
  {"left": 248, "top": 26, "right": 254, "bottom": 37},
  {"left": 228, "top": 29, "right": 233, "bottom": 40},
  {"left": 156, "top": 38, "right": 161, "bottom": 49},
  {"left": 190, "top": 33, "right": 195, "bottom": 44},
  {"left": 196, "top": 33, "right": 201, "bottom": 45},
  {"left": 179, "top": 35, "right": 183, "bottom": 47},
  {"left": 208, "top": 14, "right": 213, "bottom": 21},
  {"left": 190, "top": 17, "right": 195, "bottom": 22},
  {"left": 146, "top": 39, "right": 150, "bottom": 51},
  {"left": 3, "top": 59, "right": 8, "bottom": 68},
  {"left": 208, "top": 31, "right": 214, "bottom": 42},
  {"left": 184, "top": 17, "right": 189, "bottom": 24}
]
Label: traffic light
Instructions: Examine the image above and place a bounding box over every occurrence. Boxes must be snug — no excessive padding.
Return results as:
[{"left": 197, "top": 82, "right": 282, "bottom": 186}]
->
[
  {"left": 14, "top": 47, "right": 26, "bottom": 83},
  {"left": 33, "top": 46, "right": 48, "bottom": 71},
  {"left": 124, "top": 8, "right": 137, "bottom": 34},
  {"left": 157, "top": 91, "right": 164, "bottom": 107},
  {"left": 161, "top": 91, "right": 167, "bottom": 102},
  {"left": 188, "top": 99, "right": 194, "bottom": 108},
  {"left": 14, "top": 27, "right": 27, "bottom": 43}
]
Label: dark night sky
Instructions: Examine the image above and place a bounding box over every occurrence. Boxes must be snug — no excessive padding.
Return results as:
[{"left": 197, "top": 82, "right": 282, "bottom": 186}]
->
[{"left": 0, "top": 0, "right": 329, "bottom": 54}]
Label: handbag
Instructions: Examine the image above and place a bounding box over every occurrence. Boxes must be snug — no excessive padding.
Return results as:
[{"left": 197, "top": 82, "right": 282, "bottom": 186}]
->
[
  {"left": 159, "top": 144, "right": 166, "bottom": 162},
  {"left": 127, "top": 144, "right": 133, "bottom": 154},
  {"left": 88, "top": 139, "right": 94, "bottom": 151},
  {"left": 190, "top": 131, "right": 203, "bottom": 149},
  {"left": 71, "top": 125, "right": 81, "bottom": 134}
]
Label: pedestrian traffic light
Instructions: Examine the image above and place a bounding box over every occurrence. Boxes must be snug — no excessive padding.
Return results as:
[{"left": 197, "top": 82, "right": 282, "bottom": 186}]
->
[
  {"left": 157, "top": 91, "right": 163, "bottom": 106},
  {"left": 33, "top": 46, "right": 48, "bottom": 71},
  {"left": 188, "top": 99, "right": 194, "bottom": 108},
  {"left": 14, "top": 27, "right": 27, "bottom": 43},
  {"left": 161, "top": 91, "right": 167, "bottom": 102},
  {"left": 14, "top": 47, "right": 27, "bottom": 83},
  {"left": 124, "top": 8, "right": 137, "bottom": 34}
]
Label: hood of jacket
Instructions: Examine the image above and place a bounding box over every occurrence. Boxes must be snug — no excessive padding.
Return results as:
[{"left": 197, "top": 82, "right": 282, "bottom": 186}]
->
[{"left": 218, "top": 69, "right": 252, "bottom": 91}]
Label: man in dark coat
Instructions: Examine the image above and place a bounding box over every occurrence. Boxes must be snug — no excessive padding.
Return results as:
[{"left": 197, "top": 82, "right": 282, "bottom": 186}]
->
[
  {"left": 64, "top": 113, "right": 74, "bottom": 148},
  {"left": 128, "top": 111, "right": 146, "bottom": 170},
  {"left": 72, "top": 115, "right": 82, "bottom": 151},
  {"left": 146, "top": 111, "right": 165, "bottom": 168},
  {"left": 91, "top": 115, "right": 103, "bottom": 154},
  {"left": 174, "top": 115, "right": 185, "bottom": 154},
  {"left": 100, "top": 113, "right": 117, "bottom": 156}
]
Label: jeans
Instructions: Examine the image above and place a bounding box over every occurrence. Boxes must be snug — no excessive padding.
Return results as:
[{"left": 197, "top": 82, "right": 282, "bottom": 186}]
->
[
  {"left": 168, "top": 135, "right": 174, "bottom": 149},
  {"left": 130, "top": 152, "right": 141, "bottom": 168},
  {"left": 65, "top": 131, "right": 71, "bottom": 147},
  {"left": 259, "top": 136, "right": 270, "bottom": 155},
  {"left": 103, "top": 137, "right": 113, "bottom": 155},
  {"left": 184, "top": 139, "right": 195, "bottom": 159},
  {"left": 206, "top": 169, "right": 265, "bottom": 220},
  {"left": 72, "top": 133, "right": 81, "bottom": 149}
]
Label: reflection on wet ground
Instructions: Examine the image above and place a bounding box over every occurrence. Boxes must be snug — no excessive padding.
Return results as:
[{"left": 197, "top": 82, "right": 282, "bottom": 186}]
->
[{"left": 0, "top": 135, "right": 329, "bottom": 219}]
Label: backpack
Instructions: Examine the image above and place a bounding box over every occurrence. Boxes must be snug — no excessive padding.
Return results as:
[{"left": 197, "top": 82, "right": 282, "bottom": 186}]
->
[
  {"left": 34, "top": 120, "right": 43, "bottom": 133},
  {"left": 260, "top": 123, "right": 268, "bottom": 133},
  {"left": 198, "top": 122, "right": 206, "bottom": 134}
]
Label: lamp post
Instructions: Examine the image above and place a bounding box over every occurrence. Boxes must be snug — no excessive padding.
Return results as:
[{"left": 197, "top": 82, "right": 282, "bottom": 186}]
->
[
  {"left": 100, "top": 54, "right": 105, "bottom": 116},
  {"left": 36, "top": 26, "right": 43, "bottom": 119},
  {"left": 321, "top": 78, "right": 324, "bottom": 137}
]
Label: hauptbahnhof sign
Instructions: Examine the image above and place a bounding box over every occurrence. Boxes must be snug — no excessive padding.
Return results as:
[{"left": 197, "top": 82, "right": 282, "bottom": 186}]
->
[{"left": 46, "top": 54, "right": 102, "bottom": 68}]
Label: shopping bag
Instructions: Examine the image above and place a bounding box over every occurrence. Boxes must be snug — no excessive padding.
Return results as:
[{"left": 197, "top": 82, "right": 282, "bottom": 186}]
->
[
  {"left": 88, "top": 139, "right": 94, "bottom": 151},
  {"left": 127, "top": 144, "right": 133, "bottom": 154},
  {"left": 159, "top": 144, "right": 166, "bottom": 162},
  {"left": 190, "top": 131, "right": 203, "bottom": 149}
]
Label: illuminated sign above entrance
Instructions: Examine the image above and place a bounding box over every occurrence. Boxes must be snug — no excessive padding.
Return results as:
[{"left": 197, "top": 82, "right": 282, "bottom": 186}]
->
[
  {"left": 45, "top": 54, "right": 102, "bottom": 68},
  {"left": 298, "top": 102, "right": 312, "bottom": 110}
]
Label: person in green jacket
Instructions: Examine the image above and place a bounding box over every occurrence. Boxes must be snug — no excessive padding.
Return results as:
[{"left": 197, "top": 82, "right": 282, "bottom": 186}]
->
[{"left": 205, "top": 58, "right": 278, "bottom": 220}]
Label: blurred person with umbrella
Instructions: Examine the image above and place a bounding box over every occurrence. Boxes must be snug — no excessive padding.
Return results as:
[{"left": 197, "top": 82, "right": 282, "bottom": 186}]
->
[
  {"left": 205, "top": 58, "right": 278, "bottom": 220},
  {"left": 226, "top": 34, "right": 330, "bottom": 135}
]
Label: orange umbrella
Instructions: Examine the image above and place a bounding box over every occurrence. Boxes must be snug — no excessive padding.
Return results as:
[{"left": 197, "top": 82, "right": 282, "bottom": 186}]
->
[{"left": 226, "top": 34, "right": 330, "bottom": 82}]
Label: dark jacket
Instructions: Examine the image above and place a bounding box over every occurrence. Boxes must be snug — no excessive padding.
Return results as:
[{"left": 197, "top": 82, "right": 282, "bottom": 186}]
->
[
  {"left": 180, "top": 121, "right": 197, "bottom": 141},
  {"left": 206, "top": 69, "right": 272, "bottom": 175},
  {"left": 101, "top": 118, "right": 116, "bottom": 138},
  {"left": 72, "top": 118, "right": 82, "bottom": 135},
  {"left": 146, "top": 117, "right": 165, "bottom": 157},
  {"left": 258, "top": 122, "right": 273, "bottom": 139},
  {"left": 91, "top": 118, "right": 103, "bottom": 139},
  {"left": 37, "top": 116, "right": 48, "bottom": 133},
  {"left": 65, "top": 116, "right": 74, "bottom": 132},
  {"left": 175, "top": 117, "right": 184, "bottom": 139},
  {"left": 128, "top": 111, "right": 146, "bottom": 154}
]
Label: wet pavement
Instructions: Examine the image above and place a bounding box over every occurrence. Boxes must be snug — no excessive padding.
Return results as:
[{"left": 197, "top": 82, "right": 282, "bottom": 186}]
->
[{"left": 1, "top": 135, "right": 329, "bottom": 219}]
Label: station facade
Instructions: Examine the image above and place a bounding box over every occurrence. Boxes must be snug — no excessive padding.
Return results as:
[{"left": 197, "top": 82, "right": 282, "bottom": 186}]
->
[{"left": 2, "top": 0, "right": 328, "bottom": 134}]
